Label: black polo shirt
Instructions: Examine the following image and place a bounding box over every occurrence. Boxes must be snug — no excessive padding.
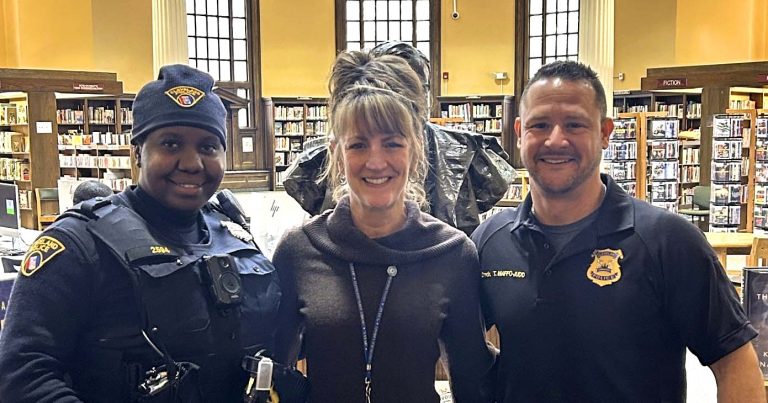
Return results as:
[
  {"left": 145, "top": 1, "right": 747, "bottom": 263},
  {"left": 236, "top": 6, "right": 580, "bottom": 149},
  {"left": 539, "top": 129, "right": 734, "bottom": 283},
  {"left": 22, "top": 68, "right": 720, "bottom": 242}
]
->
[{"left": 471, "top": 174, "right": 756, "bottom": 403}]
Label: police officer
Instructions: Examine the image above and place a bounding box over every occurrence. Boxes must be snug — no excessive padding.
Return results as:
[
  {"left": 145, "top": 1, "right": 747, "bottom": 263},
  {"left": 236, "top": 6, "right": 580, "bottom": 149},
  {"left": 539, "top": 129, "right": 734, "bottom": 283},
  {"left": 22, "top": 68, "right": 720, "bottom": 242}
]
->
[{"left": 0, "top": 64, "right": 280, "bottom": 402}]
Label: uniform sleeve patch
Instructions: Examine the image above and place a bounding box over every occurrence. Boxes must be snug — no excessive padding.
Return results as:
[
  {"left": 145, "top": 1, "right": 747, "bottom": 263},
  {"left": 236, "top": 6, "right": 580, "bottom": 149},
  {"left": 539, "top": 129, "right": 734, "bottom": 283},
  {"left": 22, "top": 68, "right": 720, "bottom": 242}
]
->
[{"left": 21, "top": 236, "right": 66, "bottom": 277}]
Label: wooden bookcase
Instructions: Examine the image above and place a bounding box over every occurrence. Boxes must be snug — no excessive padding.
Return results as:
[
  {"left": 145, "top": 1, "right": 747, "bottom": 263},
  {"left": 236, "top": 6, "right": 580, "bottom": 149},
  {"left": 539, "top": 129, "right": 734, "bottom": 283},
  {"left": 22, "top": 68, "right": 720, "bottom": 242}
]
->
[
  {"left": 0, "top": 68, "right": 125, "bottom": 229},
  {"left": 263, "top": 97, "right": 328, "bottom": 190},
  {"left": 56, "top": 96, "right": 135, "bottom": 196},
  {"left": 436, "top": 95, "right": 516, "bottom": 154}
]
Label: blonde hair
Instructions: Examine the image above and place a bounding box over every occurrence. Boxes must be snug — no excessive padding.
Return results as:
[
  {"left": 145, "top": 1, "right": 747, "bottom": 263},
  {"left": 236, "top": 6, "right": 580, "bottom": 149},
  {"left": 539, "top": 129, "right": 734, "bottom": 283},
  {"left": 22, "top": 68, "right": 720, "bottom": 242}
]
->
[{"left": 322, "top": 51, "right": 428, "bottom": 208}]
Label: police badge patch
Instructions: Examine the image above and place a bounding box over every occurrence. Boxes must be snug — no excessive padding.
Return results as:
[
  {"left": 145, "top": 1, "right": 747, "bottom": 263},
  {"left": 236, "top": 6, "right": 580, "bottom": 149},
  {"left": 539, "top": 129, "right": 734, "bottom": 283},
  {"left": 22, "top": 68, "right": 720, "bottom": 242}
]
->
[
  {"left": 21, "top": 236, "right": 66, "bottom": 277},
  {"left": 165, "top": 85, "right": 205, "bottom": 108},
  {"left": 221, "top": 220, "right": 254, "bottom": 243},
  {"left": 586, "top": 248, "right": 623, "bottom": 287}
]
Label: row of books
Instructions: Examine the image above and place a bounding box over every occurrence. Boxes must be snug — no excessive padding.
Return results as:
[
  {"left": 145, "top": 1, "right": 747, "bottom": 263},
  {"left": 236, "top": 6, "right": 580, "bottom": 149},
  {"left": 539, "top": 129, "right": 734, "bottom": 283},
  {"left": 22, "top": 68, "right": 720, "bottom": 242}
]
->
[
  {"left": 649, "top": 140, "right": 679, "bottom": 160},
  {"left": 713, "top": 116, "right": 748, "bottom": 138},
  {"left": 274, "top": 137, "right": 302, "bottom": 152},
  {"left": 0, "top": 159, "right": 29, "bottom": 181},
  {"left": 650, "top": 182, "right": 678, "bottom": 202},
  {"left": 307, "top": 105, "right": 328, "bottom": 120},
  {"left": 603, "top": 142, "right": 637, "bottom": 161},
  {"left": 681, "top": 165, "right": 700, "bottom": 183},
  {"left": 681, "top": 147, "right": 700, "bottom": 165},
  {"left": 274, "top": 122, "right": 304, "bottom": 136},
  {"left": 0, "top": 104, "right": 28, "bottom": 126},
  {"left": 58, "top": 132, "right": 131, "bottom": 147},
  {"left": 711, "top": 205, "right": 742, "bottom": 226},
  {"left": 18, "top": 189, "right": 32, "bottom": 210},
  {"left": 274, "top": 151, "right": 301, "bottom": 167},
  {"left": 712, "top": 184, "right": 745, "bottom": 205},
  {"left": 59, "top": 154, "right": 131, "bottom": 170},
  {"left": 649, "top": 161, "right": 678, "bottom": 180},
  {"left": 730, "top": 99, "right": 757, "bottom": 109},
  {"left": 0, "top": 158, "right": 30, "bottom": 181},
  {"left": 88, "top": 107, "right": 116, "bottom": 125},
  {"left": 274, "top": 106, "right": 305, "bottom": 121},
  {"left": 472, "top": 104, "right": 503, "bottom": 118},
  {"left": 754, "top": 207, "right": 768, "bottom": 230},
  {"left": 0, "top": 132, "right": 27, "bottom": 153},
  {"left": 503, "top": 184, "right": 525, "bottom": 201},
  {"left": 648, "top": 119, "right": 679, "bottom": 139},
  {"left": 611, "top": 119, "right": 637, "bottom": 139},
  {"left": 306, "top": 121, "right": 327, "bottom": 136},
  {"left": 757, "top": 163, "right": 768, "bottom": 183},
  {"left": 758, "top": 116, "right": 767, "bottom": 138},
  {"left": 712, "top": 161, "right": 744, "bottom": 182},
  {"left": 475, "top": 119, "right": 502, "bottom": 134},
  {"left": 755, "top": 185, "right": 768, "bottom": 206},
  {"left": 713, "top": 140, "right": 746, "bottom": 160},
  {"left": 604, "top": 162, "right": 636, "bottom": 181},
  {"left": 120, "top": 107, "right": 134, "bottom": 125},
  {"left": 444, "top": 104, "right": 471, "bottom": 120}
]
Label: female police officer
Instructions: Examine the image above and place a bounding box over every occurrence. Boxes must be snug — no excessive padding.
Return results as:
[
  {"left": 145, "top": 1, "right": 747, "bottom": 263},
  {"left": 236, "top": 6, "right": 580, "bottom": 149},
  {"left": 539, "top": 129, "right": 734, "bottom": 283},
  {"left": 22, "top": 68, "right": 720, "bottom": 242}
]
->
[{"left": 0, "top": 65, "right": 280, "bottom": 402}]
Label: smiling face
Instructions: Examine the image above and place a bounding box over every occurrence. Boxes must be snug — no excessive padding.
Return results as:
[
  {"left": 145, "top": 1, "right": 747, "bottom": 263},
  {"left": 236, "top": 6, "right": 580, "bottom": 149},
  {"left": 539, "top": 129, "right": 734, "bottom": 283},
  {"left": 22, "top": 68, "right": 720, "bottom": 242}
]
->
[
  {"left": 340, "top": 131, "right": 410, "bottom": 218},
  {"left": 515, "top": 78, "right": 613, "bottom": 198},
  {"left": 136, "top": 126, "right": 225, "bottom": 212}
]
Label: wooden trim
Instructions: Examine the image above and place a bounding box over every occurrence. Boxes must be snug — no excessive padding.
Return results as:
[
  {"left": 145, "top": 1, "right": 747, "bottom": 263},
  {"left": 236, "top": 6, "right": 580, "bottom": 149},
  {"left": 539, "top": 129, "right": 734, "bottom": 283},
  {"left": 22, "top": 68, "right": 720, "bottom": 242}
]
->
[
  {"left": 248, "top": 0, "right": 264, "bottom": 172},
  {"left": 0, "top": 78, "right": 123, "bottom": 94},
  {"left": 335, "top": 0, "right": 346, "bottom": 53},
  {"left": 429, "top": 0, "right": 441, "bottom": 116},
  {"left": 646, "top": 61, "right": 768, "bottom": 77},
  {"left": 220, "top": 170, "right": 271, "bottom": 190},
  {"left": 0, "top": 69, "right": 117, "bottom": 81},
  {"left": 511, "top": 0, "right": 528, "bottom": 168}
]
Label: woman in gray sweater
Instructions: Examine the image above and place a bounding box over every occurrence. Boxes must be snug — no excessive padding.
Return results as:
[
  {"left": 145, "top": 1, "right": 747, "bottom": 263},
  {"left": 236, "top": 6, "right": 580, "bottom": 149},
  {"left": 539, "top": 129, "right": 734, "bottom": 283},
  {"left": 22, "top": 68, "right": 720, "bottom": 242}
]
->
[{"left": 272, "top": 49, "right": 495, "bottom": 402}]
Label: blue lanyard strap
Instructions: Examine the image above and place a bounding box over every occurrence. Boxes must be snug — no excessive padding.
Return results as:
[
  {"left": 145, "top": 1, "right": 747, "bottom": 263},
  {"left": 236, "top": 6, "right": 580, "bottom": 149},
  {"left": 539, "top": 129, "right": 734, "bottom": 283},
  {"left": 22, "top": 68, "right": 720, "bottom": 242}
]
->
[{"left": 348, "top": 262, "right": 398, "bottom": 397}]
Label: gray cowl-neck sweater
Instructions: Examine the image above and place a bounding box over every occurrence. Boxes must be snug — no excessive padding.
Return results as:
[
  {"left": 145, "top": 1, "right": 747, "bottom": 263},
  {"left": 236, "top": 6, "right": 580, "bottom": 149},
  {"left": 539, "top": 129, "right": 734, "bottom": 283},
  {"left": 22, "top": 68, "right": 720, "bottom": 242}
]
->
[{"left": 273, "top": 197, "right": 494, "bottom": 403}]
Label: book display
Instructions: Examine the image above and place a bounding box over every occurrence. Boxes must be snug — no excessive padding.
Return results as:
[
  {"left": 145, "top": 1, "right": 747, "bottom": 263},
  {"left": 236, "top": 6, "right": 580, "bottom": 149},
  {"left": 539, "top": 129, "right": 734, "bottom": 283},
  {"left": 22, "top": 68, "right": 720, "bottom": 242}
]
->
[
  {"left": 263, "top": 98, "right": 328, "bottom": 189},
  {"left": 753, "top": 112, "right": 768, "bottom": 233},
  {"left": 646, "top": 118, "right": 680, "bottom": 212},
  {"left": 679, "top": 139, "right": 701, "bottom": 206},
  {"left": 56, "top": 96, "right": 135, "bottom": 193},
  {"left": 613, "top": 91, "right": 701, "bottom": 132},
  {"left": 709, "top": 111, "right": 756, "bottom": 232},
  {"left": 602, "top": 116, "right": 639, "bottom": 196}
]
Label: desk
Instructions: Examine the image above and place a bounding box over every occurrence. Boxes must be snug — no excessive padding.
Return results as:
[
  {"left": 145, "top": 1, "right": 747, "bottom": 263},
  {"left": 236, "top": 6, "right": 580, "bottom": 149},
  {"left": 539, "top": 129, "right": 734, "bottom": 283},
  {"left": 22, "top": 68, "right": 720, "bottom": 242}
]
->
[{"left": 704, "top": 232, "right": 755, "bottom": 279}]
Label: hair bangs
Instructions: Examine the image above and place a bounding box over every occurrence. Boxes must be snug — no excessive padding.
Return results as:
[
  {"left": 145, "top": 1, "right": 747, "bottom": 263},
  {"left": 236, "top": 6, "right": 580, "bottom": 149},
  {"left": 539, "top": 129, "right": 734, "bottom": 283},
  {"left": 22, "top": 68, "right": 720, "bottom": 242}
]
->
[{"left": 333, "top": 91, "right": 416, "bottom": 141}]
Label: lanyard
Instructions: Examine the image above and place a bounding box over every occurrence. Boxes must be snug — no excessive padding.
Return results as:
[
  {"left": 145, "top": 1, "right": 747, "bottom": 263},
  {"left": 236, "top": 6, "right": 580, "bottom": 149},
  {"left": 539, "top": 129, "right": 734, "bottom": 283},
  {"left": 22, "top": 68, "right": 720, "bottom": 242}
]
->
[{"left": 348, "top": 262, "right": 398, "bottom": 403}]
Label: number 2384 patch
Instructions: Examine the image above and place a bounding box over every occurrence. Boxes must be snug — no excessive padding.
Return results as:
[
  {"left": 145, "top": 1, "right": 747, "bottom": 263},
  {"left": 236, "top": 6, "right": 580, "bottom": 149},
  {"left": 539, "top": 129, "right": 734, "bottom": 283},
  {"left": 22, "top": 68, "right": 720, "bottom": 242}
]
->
[{"left": 21, "top": 236, "right": 66, "bottom": 277}]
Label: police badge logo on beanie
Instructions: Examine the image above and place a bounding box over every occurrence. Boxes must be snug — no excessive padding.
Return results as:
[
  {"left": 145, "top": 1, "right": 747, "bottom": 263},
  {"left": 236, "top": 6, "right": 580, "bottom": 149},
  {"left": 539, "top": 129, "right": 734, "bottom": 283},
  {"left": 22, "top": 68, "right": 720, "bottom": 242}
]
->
[{"left": 131, "top": 64, "right": 227, "bottom": 149}]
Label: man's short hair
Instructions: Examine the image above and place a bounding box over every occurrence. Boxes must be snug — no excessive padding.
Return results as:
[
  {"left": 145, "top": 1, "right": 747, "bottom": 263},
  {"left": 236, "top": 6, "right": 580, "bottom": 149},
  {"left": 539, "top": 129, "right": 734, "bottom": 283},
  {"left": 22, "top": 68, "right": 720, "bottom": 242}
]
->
[
  {"left": 72, "top": 180, "right": 113, "bottom": 204},
  {"left": 521, "top": 60, "right": 608, "bottom": 119}
]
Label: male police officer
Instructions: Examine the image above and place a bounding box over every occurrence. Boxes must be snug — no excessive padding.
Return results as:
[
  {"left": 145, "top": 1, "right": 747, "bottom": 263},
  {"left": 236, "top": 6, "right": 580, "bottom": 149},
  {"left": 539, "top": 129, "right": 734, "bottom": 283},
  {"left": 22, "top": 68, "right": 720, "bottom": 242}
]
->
[{"left": 0, "top": 64, "right": 280, "bottom": 402}]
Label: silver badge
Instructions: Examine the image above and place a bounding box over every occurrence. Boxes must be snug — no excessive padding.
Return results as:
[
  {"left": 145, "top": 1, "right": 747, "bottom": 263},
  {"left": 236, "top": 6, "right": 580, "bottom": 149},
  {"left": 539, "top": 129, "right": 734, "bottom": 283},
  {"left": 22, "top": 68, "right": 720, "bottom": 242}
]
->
[{"left": 221, "top": 220, "right": 254, "bottom": 243}]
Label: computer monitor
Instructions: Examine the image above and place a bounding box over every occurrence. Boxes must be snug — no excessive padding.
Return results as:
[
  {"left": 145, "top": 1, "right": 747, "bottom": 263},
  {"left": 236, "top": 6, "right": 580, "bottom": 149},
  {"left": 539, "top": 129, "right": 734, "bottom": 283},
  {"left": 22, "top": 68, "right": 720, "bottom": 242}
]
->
[{"left": 0, "top": 183, "right": 21, "bottom": 239}]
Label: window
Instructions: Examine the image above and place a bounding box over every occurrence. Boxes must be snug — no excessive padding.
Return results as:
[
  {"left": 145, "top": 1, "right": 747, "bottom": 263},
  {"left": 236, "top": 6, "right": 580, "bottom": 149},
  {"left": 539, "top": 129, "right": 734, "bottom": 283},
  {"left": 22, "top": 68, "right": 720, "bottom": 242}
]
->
[
  {"left": 527, "top": 0, "right": 579, "bottom": 78},
  {"left": 186, "top": 0, "right": 253, "bottom": 128},
  {"left": 341, "top": 0, "right": 432, "bottom": 59}
]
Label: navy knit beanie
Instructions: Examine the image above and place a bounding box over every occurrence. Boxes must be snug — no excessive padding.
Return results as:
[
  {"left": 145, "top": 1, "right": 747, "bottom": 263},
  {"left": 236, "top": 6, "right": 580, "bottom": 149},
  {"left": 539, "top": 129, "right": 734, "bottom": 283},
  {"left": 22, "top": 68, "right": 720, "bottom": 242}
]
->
[{"left": 131, "top": 64, "right": 227, "bottom": 149}]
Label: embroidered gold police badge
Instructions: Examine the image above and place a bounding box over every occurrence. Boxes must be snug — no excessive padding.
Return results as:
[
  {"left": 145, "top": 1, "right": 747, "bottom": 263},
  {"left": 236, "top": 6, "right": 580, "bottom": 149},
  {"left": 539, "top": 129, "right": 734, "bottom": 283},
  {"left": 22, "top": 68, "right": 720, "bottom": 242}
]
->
[
  {"left": 165, "top": 86, "right": 205, "bottom": 108},
  {"left": 586, "top": 248, "right": 623, "bottom": 287},
  {"left": 222, "top": 220, "right": 253, "bottom": 243},
  {"left": 21, "top": 236, "right": 66, "bottom": 277}
]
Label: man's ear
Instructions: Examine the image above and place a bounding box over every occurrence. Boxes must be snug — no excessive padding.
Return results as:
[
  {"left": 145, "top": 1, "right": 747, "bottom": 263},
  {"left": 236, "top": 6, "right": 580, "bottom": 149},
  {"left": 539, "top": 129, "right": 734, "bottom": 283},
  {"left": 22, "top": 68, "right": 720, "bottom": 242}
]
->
[
  {"left": 600, "top": 118, "right": 614, "bottom": 149},
  {"left": 515, "top": 117, "right": 522, "bottom": 149}
]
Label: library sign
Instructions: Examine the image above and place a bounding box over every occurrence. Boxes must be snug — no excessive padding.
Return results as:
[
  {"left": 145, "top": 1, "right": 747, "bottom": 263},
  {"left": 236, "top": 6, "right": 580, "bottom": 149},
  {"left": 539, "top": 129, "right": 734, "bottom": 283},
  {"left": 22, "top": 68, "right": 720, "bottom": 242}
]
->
[
  {"left": 656, "top": 78, "right": 688, "bottom": 89},
  {"left": 72, "top": 83, "right": 104, "bottom": 92}
]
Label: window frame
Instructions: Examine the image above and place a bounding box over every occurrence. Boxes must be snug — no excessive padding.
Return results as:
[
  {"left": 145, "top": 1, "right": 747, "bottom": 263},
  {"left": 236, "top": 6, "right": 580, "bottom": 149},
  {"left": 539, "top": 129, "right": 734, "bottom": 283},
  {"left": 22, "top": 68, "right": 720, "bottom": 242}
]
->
[{"left": 335, "top": 0, "right": 441, "bottom": 114}]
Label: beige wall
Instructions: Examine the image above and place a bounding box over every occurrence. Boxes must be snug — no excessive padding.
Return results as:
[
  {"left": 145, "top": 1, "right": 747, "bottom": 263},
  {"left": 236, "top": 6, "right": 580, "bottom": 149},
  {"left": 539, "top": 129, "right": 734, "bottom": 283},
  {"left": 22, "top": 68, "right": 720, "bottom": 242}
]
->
[
  {"left": 440, "top": 0, "right": 515, "bottom": 96},
  {"left": 0, "top": 0, "right": 152, "bottom": 93},
  {"left": 260, "top": 0, "right": 336, "bottom": 97},
  {"left": 15, "top": 0, "right": 95, "bottom": 70},
  {"left": 2, "top": 1, "right": 766, "bottom": 95},
  {"left": 614, "top": 0, "right": 676, "bottom": 91},
  {"left": 675, "top": 0, "right": 760, "bottom": 65},
  {"left": 91, "top": 0, "right": 153, "bottom": 93}
]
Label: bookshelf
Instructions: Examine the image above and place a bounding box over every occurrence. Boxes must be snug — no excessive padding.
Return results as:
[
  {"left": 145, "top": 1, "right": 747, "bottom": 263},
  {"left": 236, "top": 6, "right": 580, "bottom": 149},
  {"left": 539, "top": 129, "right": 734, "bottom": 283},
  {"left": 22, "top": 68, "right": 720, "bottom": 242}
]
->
[
  {"left": 263, "top": 97, "right": 328, "bottom": 190},
  {"left": 753, "top": 111, "right": 768, "bottom": 234},
  {"left": 708, "top": 110, "right": 757, "bottom": 233},
  {"left": 56, "top": 96, "right": 135, "bottom": 194},
  {"left": 602, "top": 114, "right": 640, "bottom": 197},
  {"left": 436, "top": 96, "right": 507, "bottom": 136},
  {"left": 646, "top": 117, "right": 681, "bottom": 213}
]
